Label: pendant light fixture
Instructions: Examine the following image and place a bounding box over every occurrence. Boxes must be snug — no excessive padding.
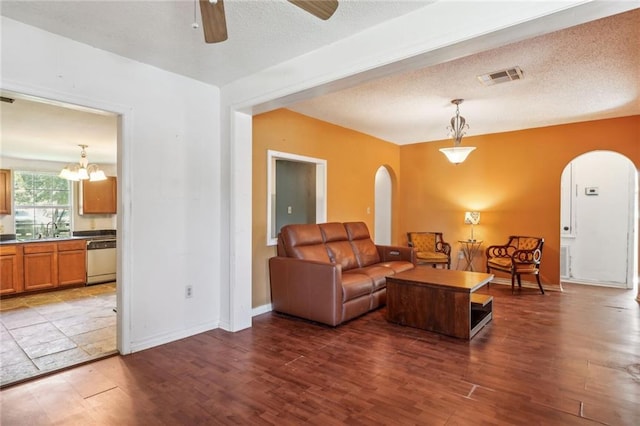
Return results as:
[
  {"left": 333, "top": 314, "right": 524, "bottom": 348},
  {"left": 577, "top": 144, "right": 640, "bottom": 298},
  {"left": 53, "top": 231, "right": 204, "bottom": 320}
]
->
[
  {"left": 439, "top": 99, "right": 476, "bottom": 164},
  {"left": 59, "top": 144, "right": 106, "bottom": 182}
]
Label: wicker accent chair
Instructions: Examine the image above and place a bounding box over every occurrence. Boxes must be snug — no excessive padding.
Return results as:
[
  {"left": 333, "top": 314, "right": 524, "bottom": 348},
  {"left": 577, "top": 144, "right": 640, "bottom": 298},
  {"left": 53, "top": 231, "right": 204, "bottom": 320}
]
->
[
  {"left": 407, "top": 232, "right": 451, "bottom": 269},
  {"left": 485, "top": 236, "right": 545, "bottom": 294}
]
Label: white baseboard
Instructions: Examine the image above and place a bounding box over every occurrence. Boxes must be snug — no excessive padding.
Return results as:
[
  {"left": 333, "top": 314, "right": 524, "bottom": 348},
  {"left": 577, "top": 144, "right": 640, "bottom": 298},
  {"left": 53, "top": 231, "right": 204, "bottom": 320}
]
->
[
  {"left": 252, "top": 303, "right": 273, "bottom": 317},
  {"left": 129, "top": 320, "right": 219, "bottom": 353}
]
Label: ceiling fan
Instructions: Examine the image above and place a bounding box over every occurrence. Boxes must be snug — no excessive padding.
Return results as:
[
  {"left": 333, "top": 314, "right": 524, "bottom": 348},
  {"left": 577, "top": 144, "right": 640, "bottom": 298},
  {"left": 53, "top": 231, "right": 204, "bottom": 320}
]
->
[{"left": 198, "top": 0, "right": 339, "bottom": 43}]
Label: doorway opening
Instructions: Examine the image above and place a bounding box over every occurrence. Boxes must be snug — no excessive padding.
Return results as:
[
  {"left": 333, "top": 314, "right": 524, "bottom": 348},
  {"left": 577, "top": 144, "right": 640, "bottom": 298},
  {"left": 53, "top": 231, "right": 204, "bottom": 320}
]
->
[
  {"left": 0, "top": 91, "right": 120, "bottom": 387},
  {"left": 374, "top": 166, "right": 393, "bottom": 245},
  {"left": 560, "top": 150, "right": 638, "bottom": 290},
  {"left": 266, "top": 150, "right": 326, "bottom": 245}
]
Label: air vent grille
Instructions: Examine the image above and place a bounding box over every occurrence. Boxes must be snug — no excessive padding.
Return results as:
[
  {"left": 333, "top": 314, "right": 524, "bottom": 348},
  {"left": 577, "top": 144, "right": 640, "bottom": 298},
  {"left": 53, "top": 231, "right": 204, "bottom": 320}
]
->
[{"left": 477, "top": 66, "right": 524, "bottom": 86}]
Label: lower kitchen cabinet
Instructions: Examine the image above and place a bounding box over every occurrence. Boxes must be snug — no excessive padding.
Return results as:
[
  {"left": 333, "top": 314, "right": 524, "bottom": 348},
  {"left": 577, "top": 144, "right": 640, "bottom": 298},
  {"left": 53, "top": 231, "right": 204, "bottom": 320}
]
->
[
  {"left": 0, "top": 245, "right": 24, "bottom": 295},
  {"left": 23, "top": 243, "right": 57, "bottom": 291},
  {"left": 1, "top": 239, "right": 88, "bottom": 297},
  {"left": 58, "top": 240, "right": 87, "bottom": 286}
]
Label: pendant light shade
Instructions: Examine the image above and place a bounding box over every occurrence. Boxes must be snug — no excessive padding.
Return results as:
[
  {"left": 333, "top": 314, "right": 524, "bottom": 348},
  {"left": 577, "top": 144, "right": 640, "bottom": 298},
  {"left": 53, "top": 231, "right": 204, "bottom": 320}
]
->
[
  {"left": 439, "top": 146, "right": 476, "bottom": 164},
  {"left": 59, "top": 145, "right": 106, "bottom": 182},
  {"left": 440, "top": 99, "right": 476, "bottom": 164}
]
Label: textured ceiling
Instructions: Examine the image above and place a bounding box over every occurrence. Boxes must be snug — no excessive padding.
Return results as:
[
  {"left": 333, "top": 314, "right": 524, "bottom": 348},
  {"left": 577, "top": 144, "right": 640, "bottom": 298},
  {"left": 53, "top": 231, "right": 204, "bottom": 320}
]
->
[
  {"left": 0, "top": 0, "right": 432, "bottom": 87},
  {"left": 288, "top": 8, "right": 640, "bottom": 144},
  {"left": 0, "top": 2, "right": 638, "bottom": 164}
]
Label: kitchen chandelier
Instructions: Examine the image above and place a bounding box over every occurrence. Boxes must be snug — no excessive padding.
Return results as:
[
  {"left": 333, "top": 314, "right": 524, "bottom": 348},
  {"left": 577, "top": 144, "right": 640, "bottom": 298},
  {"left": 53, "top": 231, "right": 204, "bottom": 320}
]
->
[
  {"left": 439, "top": 99, "right": 476, "bottom": 164},
  {"left": 59, "top": 144, "right": 106, "bottom": 182}
]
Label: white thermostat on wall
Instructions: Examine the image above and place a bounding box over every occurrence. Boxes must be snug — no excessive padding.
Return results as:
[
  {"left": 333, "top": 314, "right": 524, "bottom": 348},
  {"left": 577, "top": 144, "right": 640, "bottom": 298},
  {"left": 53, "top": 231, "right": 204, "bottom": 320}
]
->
[{"left": 585, "top": 187, "right": 599, "bottom": 196}]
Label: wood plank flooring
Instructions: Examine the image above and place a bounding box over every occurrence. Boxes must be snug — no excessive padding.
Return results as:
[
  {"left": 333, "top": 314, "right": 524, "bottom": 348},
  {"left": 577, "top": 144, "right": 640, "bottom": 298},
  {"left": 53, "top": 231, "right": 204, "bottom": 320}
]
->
[{"left": 1, "top": 283, "right": 639, "bottom": 425}]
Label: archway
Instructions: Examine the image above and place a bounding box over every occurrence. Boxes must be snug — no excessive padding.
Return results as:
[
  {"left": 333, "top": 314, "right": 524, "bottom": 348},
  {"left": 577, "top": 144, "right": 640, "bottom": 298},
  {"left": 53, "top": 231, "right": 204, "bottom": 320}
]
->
[
  {"left": 560, "top": 150, "right": 638, "bottom": 289},
  {"left": 374, "top": 166, "right": 393, "bottom": 245}
]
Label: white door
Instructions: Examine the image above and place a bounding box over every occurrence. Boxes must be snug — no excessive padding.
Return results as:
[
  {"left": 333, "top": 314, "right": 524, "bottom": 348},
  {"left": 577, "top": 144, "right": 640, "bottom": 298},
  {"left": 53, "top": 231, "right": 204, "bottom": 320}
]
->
[
  {"left": 374, "top": 166, "right": 392, "bottom": 245},
  {"left": 561, "top": 151, "right": 636, "bottom": 287}
]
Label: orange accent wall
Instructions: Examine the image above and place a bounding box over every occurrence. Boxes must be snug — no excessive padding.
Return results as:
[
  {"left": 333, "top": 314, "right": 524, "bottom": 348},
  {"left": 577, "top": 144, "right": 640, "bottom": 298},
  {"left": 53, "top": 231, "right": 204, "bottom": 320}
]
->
[
  {"left": 252, "top": 109, "right": 402, "bottom": 307},
  {"left": 400, "top": 115, "right": 639, "bottom": 286},
  {"left": 253, "top": 112, "right": 638, "bottom": 306}
]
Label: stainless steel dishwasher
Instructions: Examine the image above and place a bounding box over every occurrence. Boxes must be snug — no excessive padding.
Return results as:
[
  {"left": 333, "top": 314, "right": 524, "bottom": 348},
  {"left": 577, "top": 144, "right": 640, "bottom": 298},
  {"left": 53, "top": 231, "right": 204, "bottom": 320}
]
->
[{"left": 86, "top": 237, "right": 117, "bottom": 285}]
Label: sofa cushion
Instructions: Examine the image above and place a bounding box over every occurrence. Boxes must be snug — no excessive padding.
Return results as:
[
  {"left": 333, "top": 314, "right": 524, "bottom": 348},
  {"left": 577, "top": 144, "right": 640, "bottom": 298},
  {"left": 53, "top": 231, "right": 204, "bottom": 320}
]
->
[
  {"left": 326, "top": 241, "right": 359, "bottom": 270},
  {"left": 319, "top": 223, "right": 359, "bottom": 270},
  {"left": 349, "top": 265, "right": 394, "bottom": 291},
  {"left": 319, "top": 222, "right": 348, "bottom": 242},
  {"left": 378, "top": 260, "right": 414, "bottom": 273},
  {"left": 344, "top": 222, "right": 381, "bottom": 267},
  {"left": 341, "top": 272, "right": 374, "bottom": 302},
  {"left": 280, "top": 224, "right": 331, "bottom": 263}
]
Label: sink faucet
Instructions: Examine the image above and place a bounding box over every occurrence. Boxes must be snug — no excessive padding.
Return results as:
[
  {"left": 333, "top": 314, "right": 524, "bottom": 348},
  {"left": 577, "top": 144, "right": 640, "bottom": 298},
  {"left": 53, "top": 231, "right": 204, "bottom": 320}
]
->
[{"left": 45, "top": 222, "right": 58, "bottom": 238}]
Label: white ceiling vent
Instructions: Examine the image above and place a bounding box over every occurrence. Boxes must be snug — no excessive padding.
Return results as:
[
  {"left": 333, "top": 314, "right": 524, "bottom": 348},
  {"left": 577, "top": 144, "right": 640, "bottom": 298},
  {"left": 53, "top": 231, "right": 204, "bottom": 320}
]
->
[{"left": 477, "top": 66, "right": 524, "bottom": 86}]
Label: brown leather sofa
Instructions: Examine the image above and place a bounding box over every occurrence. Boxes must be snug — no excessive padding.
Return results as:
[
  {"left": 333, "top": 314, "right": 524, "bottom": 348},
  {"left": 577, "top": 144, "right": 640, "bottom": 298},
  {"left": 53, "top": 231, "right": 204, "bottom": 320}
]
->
[{"left": 269, "top": 221, "right": 415, "bottom": 326}]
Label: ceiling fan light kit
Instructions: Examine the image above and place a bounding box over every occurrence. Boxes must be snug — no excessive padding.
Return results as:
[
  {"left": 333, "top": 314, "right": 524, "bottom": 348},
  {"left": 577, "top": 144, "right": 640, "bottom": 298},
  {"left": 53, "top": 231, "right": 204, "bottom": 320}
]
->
[
  {"left": 197, "top": 0, "right": 339, "bottom": 43},
  {"left": 440, "top": 99, "right": 476, "bottom": 164}
]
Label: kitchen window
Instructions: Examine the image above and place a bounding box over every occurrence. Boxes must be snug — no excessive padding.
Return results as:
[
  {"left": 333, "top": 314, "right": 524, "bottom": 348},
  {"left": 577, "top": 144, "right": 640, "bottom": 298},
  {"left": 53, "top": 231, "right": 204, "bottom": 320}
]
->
[{"left": 14, "top": 171, "right": 72, "bottom": 240}]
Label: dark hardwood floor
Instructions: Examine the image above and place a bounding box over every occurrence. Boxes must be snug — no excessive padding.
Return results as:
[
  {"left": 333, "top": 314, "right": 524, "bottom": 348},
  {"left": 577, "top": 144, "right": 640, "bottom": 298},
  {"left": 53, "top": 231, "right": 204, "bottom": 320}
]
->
[{"left": 1, "top": 283, "right": 638, "bottom": 425}]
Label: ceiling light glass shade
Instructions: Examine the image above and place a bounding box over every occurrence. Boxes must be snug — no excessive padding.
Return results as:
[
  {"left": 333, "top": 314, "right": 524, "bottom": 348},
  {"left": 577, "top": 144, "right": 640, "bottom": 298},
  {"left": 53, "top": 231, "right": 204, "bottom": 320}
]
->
[
  {"left": 77, "top": 167, "right": 89, "bottom": 180},
  {"left": 441, "top": 99, "right": 476, "bottom": 164},
  {"left": 439, "top": 146, "right": 476, "bottom": 164},
  {"left": 88, "top": 165, "right": 107, "bottom": 181},
  {"left": 59, "top": 144, "right": 106, "bottom": 181}
]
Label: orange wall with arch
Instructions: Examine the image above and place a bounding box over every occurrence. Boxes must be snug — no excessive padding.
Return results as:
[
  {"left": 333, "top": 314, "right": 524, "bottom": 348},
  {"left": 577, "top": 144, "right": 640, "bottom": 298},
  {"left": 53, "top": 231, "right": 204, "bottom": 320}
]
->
[
  {"left": 252, "top": 109, "right": 402, "bottom": 307},
  {"left": 400, "top": 115, "right": 639, "bottom": 287},
  {"left": 253, "top": 111, "right": 638, "bottom": 306}
]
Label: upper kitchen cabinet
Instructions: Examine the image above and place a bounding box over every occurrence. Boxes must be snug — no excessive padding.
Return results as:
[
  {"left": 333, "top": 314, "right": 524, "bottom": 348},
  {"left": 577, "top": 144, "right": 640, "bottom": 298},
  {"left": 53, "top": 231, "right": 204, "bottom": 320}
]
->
[
  {"left": 80, "top": 176, "right": 117, "bottom": 215},
  {"left": 0, "top": 169, "right": 11, "bottom": 215}
]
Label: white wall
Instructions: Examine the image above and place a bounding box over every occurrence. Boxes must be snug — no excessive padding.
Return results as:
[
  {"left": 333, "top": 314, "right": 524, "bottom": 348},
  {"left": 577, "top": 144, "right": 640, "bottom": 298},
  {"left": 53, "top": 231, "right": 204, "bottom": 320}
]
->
[{"left": 1, "top": 17, "right": 221, "bottom": 353}]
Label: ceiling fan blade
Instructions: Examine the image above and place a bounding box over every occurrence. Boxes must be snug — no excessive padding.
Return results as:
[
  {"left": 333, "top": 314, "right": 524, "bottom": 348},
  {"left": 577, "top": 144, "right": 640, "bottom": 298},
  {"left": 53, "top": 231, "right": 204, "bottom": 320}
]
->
[
  {"left": 199, "top": 0, "right": 228, "bottom": 43},
  {"left": 287, "top": 0, "right": 339, "bottom": 20}
]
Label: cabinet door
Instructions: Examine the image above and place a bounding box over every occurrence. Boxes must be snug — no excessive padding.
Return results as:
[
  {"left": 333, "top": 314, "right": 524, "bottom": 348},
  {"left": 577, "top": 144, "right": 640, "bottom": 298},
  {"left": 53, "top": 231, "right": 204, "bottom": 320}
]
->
[
  {"left": 0, "top": 169, "right": 11, "bottom": 215},
  {"left": 23, "top": 243, "right": 57, "bottom": 291},
  {"left": 58, "top": 240, "right": 87, "bottom": 286},
  {"left": 80, "top": 177, "right": 117, "bottom": 214},
  {"left": 0, "top": 245, "right": 24, "bottom": 295}
]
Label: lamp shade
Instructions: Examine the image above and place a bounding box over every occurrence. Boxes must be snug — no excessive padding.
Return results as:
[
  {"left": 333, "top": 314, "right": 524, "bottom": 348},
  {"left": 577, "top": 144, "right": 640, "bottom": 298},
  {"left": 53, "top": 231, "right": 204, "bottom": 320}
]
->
[
  {"left": 464, "top": 211, "right": 480, "bottom": 225},
  {"left": 439, "top": 146, "right": 476, "bottom": 164}
]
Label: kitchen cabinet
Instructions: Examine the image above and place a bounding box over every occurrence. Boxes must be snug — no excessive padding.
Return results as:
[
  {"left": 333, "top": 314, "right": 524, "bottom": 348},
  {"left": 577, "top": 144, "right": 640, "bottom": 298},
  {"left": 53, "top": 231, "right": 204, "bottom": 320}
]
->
[
  {"left": 23, "top": 242, "right": 57, "bottom": 291},
  {"left": 0, "top": 245, "right": 24, "bottom": 295},
  {"left": 80, "top": 176, "right": 117, "bottom": 214},
  {"left": 0, "top": 169, "right": 11, "bottom": 215},
  {"left": 58, "top": 239, "right": 87, "bottom": 287}
]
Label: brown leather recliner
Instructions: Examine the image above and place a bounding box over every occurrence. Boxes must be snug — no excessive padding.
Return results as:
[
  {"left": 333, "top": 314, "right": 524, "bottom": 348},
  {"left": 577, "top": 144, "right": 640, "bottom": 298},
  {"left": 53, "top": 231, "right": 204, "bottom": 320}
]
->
[{"left": 269, "top": 222, "right": 415, "bottom": 326}]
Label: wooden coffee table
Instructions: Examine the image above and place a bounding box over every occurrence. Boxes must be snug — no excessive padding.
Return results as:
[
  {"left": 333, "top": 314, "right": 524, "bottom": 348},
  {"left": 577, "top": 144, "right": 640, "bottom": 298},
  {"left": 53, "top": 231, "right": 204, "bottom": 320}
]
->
[{"left": 386, "top": 267, "right": 494, "bottom": 339}]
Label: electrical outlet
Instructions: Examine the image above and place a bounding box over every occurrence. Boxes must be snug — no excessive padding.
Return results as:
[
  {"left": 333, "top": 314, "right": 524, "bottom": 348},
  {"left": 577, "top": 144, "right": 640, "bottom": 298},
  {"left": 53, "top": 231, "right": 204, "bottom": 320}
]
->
[
  {"left": 185, "top": 285, "right": 193, "bottom": 298},
  {"left": 458, "top": 251, "right": 465, "bottom": 260}
]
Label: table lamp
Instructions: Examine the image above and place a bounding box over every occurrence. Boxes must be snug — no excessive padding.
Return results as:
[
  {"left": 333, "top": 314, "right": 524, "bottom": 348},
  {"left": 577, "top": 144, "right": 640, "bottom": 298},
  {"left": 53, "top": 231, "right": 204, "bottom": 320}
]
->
[{"left": 464, "top": 211, "right": 480, "bottom": 241}]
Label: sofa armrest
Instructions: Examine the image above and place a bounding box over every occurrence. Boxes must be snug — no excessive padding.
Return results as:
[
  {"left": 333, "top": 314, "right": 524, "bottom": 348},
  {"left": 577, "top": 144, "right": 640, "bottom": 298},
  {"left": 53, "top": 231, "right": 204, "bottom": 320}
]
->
[
  {"left": 376, "top": 245, "right": 415, "bottom": 264},
  {"left": 268, "top": 256, "right": 343, "bottom": 326}
]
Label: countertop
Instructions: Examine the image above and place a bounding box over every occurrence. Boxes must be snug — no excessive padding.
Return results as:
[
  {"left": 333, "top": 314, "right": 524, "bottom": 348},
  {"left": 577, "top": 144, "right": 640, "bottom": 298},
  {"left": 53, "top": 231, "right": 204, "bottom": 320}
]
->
[{"left": 0, "top": 236, "right": 89, "bottom": 245}]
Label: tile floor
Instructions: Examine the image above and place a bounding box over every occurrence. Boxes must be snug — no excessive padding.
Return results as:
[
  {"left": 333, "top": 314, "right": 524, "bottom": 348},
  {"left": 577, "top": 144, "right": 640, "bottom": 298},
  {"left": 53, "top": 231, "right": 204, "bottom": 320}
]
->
[{"left": 0, "top": 283, "right": 117, "bottom": 387}]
